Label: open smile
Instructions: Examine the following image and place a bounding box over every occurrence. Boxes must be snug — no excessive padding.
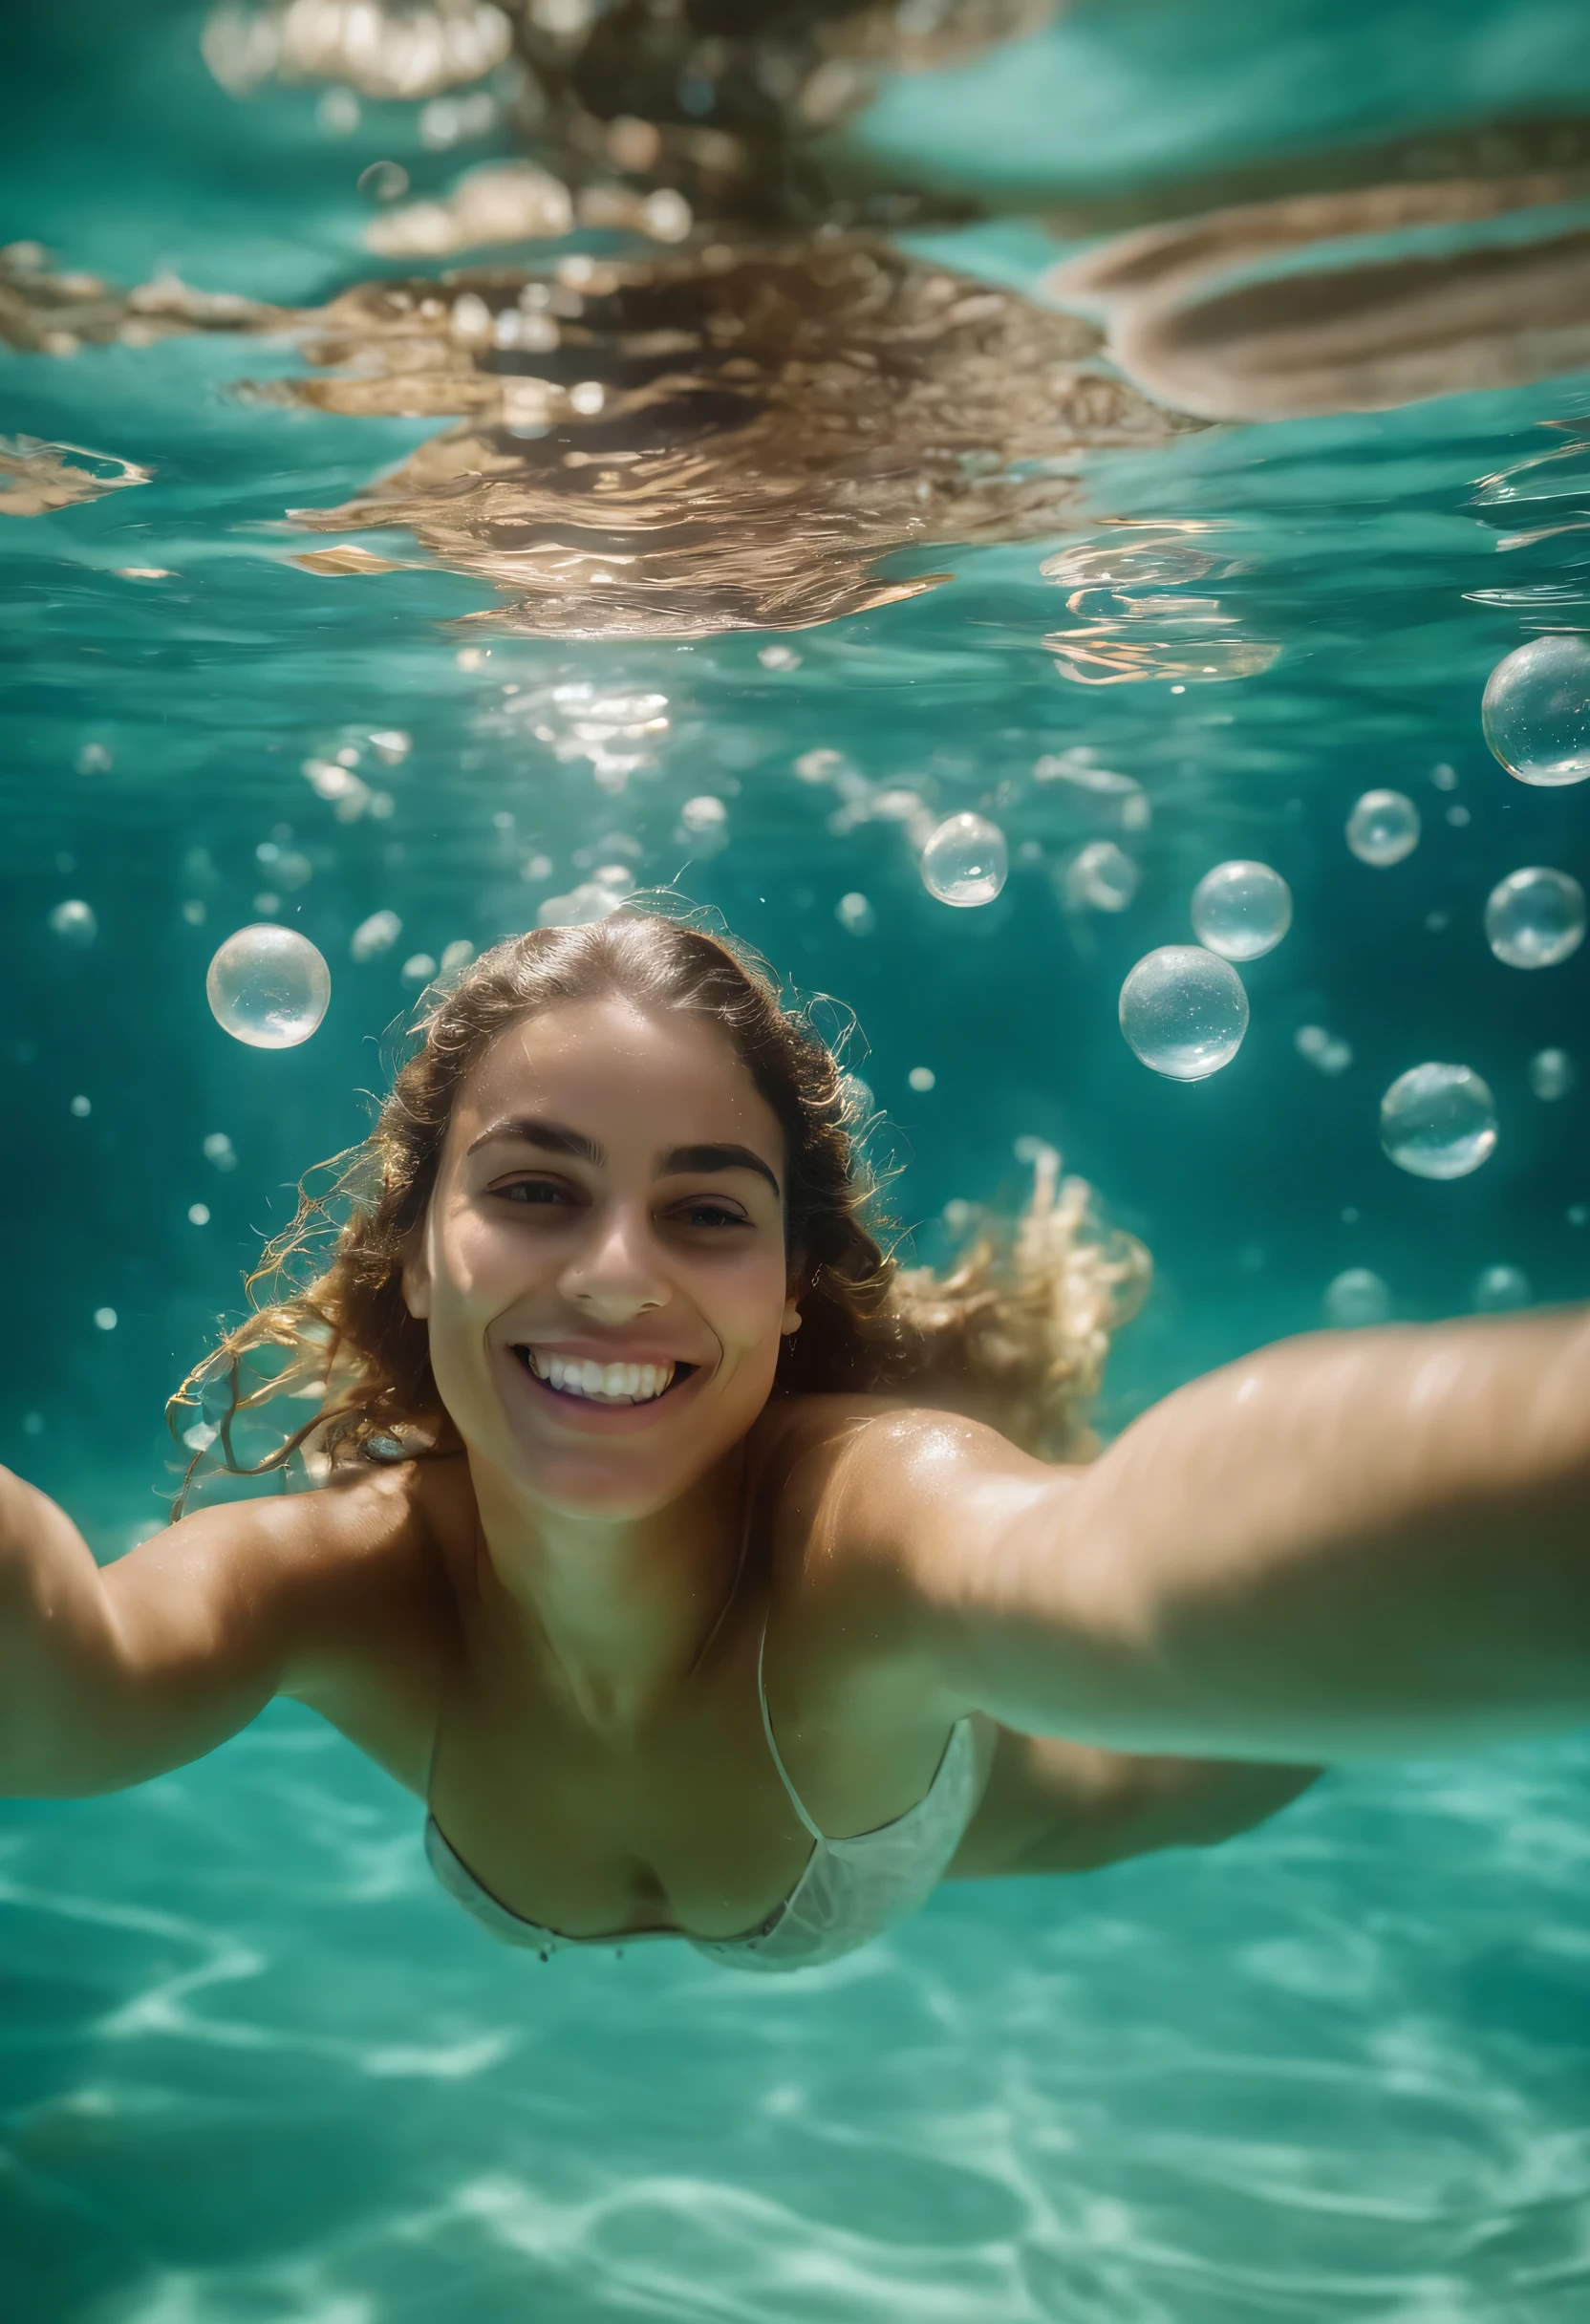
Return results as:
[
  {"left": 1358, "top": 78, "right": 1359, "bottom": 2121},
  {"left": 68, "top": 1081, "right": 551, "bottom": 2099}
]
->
[{"left": 510, "top": 1345, "right": 698, "bottom": 1407}]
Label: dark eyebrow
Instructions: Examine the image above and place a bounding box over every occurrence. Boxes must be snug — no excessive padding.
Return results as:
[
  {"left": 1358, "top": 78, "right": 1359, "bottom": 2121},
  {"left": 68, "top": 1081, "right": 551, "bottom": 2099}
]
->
[
  {"left": 656, "top": 1143, "right": 781, "bottom": 1199},
  {"left": 465, "top": 1116, "right": 606, "bottom": 1164}
]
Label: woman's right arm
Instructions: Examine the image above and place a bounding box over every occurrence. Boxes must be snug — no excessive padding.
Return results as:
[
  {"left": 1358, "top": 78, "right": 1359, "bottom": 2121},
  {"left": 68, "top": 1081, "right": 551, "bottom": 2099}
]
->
[{"left": 1, "top": 1466, "right": 335, "bottom": 1797}]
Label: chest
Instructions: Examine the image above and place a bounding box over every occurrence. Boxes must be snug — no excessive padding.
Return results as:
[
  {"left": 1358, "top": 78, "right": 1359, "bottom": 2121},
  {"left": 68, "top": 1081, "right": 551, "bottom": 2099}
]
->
[{"left": 426, "top": 1623, "right": 816, "bottom": 1939}]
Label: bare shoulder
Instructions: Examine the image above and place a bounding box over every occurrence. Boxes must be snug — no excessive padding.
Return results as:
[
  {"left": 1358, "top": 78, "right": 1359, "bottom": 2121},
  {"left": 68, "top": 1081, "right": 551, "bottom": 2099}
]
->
[
  {"left": 750, "top": 1395, "right": 1065, "bottom": 1675},
  {"left": 104, "top": 1455, "right": 467, "bottom": 1793}
]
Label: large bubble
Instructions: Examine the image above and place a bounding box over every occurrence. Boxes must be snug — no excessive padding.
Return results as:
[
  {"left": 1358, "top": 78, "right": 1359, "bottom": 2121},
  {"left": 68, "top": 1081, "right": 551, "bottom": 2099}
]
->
[
  {"left": 1190, "top": 859, "right": 1292, "bottom": 960},
  {"left": 206, "top": 925, "right": 332, "bottom": 1049},
  {"left": 1119, "top": 946, "right": 1248, "bottom": 1081},
  {"left": 1322, "top": 1267, "right": 1391, "bottom": 1327},
  {"left": 1345, "top": 789, "right": 1420, "bottom": 866},
  {"left": 1481, "top": 633, "right": 1590, "bottom": 785},
  {"left": 1482, "top": 866, "right": 1586, "bottom": 969},
  {"left": 1379, "top": 1062, "right": 1497, "bottom": 1179},
  {"left": 919, "top": 812, "right": 1008, "bottom": 907}
]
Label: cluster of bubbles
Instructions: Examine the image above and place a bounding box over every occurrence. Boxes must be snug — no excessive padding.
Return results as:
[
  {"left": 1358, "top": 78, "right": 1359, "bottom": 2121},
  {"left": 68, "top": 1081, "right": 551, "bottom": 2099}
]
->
[
  {"left": 1118, "top": 857, "right": 1289, "bottom": 1080},
  {"left": 1321, "top": 1258, "right": 1535, "bottom": 1327}
]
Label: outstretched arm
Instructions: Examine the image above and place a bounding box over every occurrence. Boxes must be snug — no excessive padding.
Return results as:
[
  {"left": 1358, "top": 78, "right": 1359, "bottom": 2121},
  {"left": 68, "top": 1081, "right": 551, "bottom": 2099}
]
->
[{"left": 852, "top": 1306, "right": 1590, "bottom": 1763}]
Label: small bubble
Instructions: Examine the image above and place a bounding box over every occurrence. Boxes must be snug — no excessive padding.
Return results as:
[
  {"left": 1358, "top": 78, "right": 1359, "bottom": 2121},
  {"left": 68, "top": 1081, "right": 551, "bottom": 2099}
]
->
[
  {"left": 400, "top": 953, "right": 438, "bottom": 985},
  {"left": 759, "top": 645, "right": 801, "bottom": 671},
  {"left": 187, "top": 1202, "right": 210, "bottom": 1225},
  {"left": 1380, "top": 1063, "right": 1496, "bottom": 1179},
  {"left": 357, "top": 160, "right": 410, "bottom": 203},
  {"left": 93, "top": 1306, "right": 117, "bottom": 1332},
  {"left": 1189, "top": 860, "right": 1292, "bottom": 961},
  {"left": 1430, "top": 763, "right": 1458, "bottom": 791},
  {"left": 1472, "top": 1262, "right": 1531, "bottom": 1312},
  {"left": 203, "top": 1131, "right": 238, "bottom": 1172},
  {"left": 183, "top": 1419, "right": 218, "bottom": 1452},
  {"left": 920, "top": 812, "right": 1008, "bottom": 908},
  {"left": 1346, "top": 789, "right": 1420, "bottom": 867},
  {"left": 350, "top": 911, "right": 401, "bottom": 963},
  {"left": 569, "top": 380, "right": 606, "bottom": 417},
  {"left": 1483, "top": 867, "right": 1586, "bottom": 969},
  {"left": 317, "top": 86, "right": 360, "bottom": 135},
  {"left": 69, "top": 1093, "right": 91, "bottom": 1117},
  {"left": 182, "top": 899, "right": 206, "bottom": 926},
  {"left": 49, "top": 898, "right": 97, "bottom": 945},
  {"left": 1528, "top": 1047, "right": 1577, "bottom": 1101},
  {"left": 1482, "top": 633, "right": 1590, "bottom": 785},
  {"left": 1063, "top": 840, "right": 1137, "bottom": 913},
  {"left": 75, "top": 742, "right": 113, "bottom": 775},
  {"left": 836, "top": 892, "right": 874, "bottom": 936},
  {"left": 1323, "top": 1268, "right": 1391, "bottom": 1327},
  {"left": 1119, "top": 947, "right": 1248, "bottom": 1081},
  {"left": 1295, "top": 1024, "right": 1352, "bottom": 1075},
  {"left": 22, "top": 1411, "right": 43, "bottom": 1435},
  {"left": 1340, "top": 1206, "right": 1361, "bottom": 1224},
  {"left": 907, "top": 1066, "right": 935, "bottom": 1092},
  {"left": 207, "top": 926, "right": 332, "bottom": 1047},
  {"left": 1569, "top": 1204, "right": 1588, "bottom": 1227},
  {"left": 1445, "top": 804, "right": 1471, "bottom": 828}
]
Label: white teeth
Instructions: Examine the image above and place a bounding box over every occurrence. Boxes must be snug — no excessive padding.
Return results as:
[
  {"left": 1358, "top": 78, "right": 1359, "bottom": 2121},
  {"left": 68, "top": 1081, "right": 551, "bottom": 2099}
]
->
[{"left": 526, "top": 1351, "right": 676, "bottom": 1404}]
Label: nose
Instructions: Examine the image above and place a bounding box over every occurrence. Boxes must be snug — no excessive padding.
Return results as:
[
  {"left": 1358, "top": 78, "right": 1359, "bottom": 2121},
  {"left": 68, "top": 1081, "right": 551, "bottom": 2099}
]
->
[{"left": 557, "top": 1200, "right": 671, "bottom": 1325}]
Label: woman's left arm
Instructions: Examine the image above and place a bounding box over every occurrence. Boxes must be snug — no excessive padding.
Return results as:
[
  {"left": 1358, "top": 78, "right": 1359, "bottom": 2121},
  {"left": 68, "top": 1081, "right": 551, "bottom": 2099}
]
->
[{"left": 850, "top": 1306, "right": 1590, "bottom": 1764}]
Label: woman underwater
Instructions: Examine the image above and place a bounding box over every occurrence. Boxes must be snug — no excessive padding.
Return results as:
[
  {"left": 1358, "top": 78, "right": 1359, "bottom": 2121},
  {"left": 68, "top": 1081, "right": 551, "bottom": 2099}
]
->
[{"left": 1, "top": 910, "right": 1586, "bottom": 1969}]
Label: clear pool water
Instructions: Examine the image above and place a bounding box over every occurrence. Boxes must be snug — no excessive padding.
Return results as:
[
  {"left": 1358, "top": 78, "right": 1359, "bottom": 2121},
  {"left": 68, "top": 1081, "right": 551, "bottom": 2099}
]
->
[{"left": 4, "top": 3, "right": 1589, "bottom": 2316}]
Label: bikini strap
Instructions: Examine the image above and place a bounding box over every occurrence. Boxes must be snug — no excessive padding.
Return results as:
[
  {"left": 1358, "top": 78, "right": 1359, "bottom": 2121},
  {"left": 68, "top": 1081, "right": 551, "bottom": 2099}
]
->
[{"left": 756, "top": 1610, "right": 827, "bottom": 1843}]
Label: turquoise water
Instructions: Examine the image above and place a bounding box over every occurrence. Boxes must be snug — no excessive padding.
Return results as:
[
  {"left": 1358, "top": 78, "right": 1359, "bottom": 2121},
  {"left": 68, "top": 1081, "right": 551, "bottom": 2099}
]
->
[{"left": 5, "top": 1, "right": 1590, "bottom": 2315}]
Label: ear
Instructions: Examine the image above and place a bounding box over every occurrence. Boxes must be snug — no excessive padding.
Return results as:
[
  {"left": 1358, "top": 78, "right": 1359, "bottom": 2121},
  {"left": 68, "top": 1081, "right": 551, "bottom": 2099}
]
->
[
  {"left": 782, "top": 1247, "right": 806, "bottom": 1337},
  {"left": 400, "top": 1236, "right": 432, "bottom": 1322}
]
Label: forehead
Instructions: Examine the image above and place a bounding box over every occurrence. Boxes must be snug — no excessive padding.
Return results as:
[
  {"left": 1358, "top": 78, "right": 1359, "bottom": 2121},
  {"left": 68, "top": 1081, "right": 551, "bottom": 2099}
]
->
[{"left": 451, "top": 997, "right": 783, "bottom": 1151}]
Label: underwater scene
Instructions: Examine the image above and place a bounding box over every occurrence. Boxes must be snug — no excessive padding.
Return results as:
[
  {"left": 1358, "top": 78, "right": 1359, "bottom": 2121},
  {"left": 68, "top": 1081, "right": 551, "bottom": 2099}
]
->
[{"left": 4, "top": 0, "right": 1590, "bottom": 2315}]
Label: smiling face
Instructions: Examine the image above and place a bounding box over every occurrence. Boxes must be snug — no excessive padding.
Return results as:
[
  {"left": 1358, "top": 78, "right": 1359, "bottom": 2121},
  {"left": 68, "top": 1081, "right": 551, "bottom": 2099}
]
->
[{"left": 401, "top": 997, "right": 802, "bottom": 1518}]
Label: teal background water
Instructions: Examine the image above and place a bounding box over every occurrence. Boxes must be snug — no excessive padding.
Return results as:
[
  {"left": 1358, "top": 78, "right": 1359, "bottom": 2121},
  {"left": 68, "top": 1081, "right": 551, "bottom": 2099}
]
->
[{"left": 3, "top": 2, "right": 1589, "bottom": 2316}]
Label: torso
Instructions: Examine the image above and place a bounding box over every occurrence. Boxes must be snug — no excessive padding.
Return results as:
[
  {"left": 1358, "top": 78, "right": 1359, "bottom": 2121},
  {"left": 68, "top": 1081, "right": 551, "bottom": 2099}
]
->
[{"left": 281, "top": 1394, "right": 998, "bottom": 1944}]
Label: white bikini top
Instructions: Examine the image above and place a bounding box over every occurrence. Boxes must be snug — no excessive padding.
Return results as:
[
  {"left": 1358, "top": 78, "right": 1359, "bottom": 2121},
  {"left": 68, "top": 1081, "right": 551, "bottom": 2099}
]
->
[{"left": 423, "top": 1612, "right": 982, "bottom": 1974}]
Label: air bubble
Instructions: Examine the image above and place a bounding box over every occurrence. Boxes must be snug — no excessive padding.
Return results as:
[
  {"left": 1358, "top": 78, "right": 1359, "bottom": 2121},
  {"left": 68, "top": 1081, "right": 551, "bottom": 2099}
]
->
[
  {"left": 1379, "top": 1063, "right": 1496, "bottom": 1179},
  {"left": 1119, "top": 946, "right": 1248, "bottom": 1081},
  {"left": 1482, "top": 867, "right": 1586, "bottom": 969},
  {"left": 1322, "top": 1268, "right": 1391, "bottom": 1327},
  {"left": 207, "top": 926, "right": 331, "bottom": 1049},
  {"left": 351, "top": 910, "right": 401, "bottom": 962},
  {"left": 1345, "top": 790, "right": 1420, "bottom": 867},
  {"left": 49, "top": 898, "right": 97, "bottom": 945},
  {"left": 1063, "top": 840, "right": 1138, "bottom": 913},
  {"left": 1528, "top": 1047, "right": 1577, "bottom": 1101},
  {"left": 920, "top": 813, "right": 1008, "bottom": 908},
  {"left": 1482, "top": 634, "right": 1590, "bottom": 785},
  {"left": 1472, "top": 1262, "right": 1531, "bottom": 1312},
  {"left": 1190, "top": 860, "right": 1292, "bottom": 960}
]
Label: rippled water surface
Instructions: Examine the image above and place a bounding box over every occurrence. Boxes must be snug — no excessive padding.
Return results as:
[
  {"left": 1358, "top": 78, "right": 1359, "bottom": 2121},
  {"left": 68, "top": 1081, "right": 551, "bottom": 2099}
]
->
[{"left": 4, "top": 1, "right": 1590, "bottom": 2316}]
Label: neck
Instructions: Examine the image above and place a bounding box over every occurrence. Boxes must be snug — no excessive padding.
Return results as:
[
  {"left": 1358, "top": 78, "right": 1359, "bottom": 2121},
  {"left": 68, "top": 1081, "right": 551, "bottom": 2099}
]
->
[{"left": 466, "top": 1447, "right": 750, "bottom": 1734}]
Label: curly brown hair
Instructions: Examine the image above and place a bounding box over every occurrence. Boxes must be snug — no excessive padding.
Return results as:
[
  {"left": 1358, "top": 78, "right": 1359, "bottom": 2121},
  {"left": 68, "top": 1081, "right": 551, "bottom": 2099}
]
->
[{"left": 168, "top": 908, "right": 1148, "bottom": 1509}]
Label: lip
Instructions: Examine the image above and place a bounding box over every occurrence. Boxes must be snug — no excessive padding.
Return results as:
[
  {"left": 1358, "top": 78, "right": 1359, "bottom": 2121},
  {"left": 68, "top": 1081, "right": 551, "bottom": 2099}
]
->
[{"left": 493, "top": 1341, "right": 709, "bottom": 1436}]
